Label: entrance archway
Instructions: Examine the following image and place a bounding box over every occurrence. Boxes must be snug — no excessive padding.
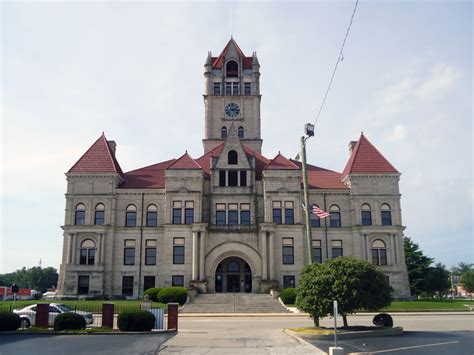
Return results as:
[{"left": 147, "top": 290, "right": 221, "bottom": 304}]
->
[{"left": 215, "top": 257, "right": 252, "bottom": 293}]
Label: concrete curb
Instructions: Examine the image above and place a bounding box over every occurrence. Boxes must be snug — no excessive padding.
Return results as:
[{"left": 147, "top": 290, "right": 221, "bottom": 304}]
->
[
  {"left": 4, "top": 329, "right": 176, "bottom": 335},
  {"left": 179, "top": 312, "right": 309, "bottom": 317},
  {"left": 284, "top": 327, "right": 403, "bottom": 341}
]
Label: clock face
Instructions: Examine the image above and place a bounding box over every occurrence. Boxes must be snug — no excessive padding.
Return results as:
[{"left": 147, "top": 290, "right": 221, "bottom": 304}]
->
[{"left": 224, "top": 103, "right": 240, "bottom": 118}]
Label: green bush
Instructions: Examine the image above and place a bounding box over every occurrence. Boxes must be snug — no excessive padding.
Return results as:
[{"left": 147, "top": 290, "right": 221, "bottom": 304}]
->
[
  {"left": 53, "top": 313, "right": 86, "bottom": 331},
  {"left": 0, "top": 311, "right": 21, "bottom": 331},
  {"left": 144, "top": 287, "right": 162, "bottom": 302},
  {"left": 157, "top": 287, "right": 187, "bottom": 305},
  {"left": 280, "top": 288, "right": 297, "bottom": 305},
  {"left": 117, "top": 310, "right": 155, "bottom": 331}
]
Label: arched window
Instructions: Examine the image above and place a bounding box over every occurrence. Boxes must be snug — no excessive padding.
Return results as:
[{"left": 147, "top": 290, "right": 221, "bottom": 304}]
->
[
  {"left": 75, "top": 203, "right": 85, "bottom": 225},
  {"left": 221, "top": 126, "right": 228, "bottom": 139},
  {"left": 146, "top": 204, "right": 158, "bottom": 227},
  {"left": 125, "top": 204, "right": 137, "bottom": 227},
  {"left": 228, "top": 150, "right": 238, "bottom": 165},
  {"left": 329, "top": 205, "right": 341, "bottom": 227},
  {"left": 381, "top": 203, "right": 392, "bottom": 226},
  {"left": 227, "top": 261, "right": 240, "bottom": 273},
  {"left": 94, "top": 203, "right": 105, "bottom": 225},
  {"left": 238, "top": 126, "right": 244, "bottom": 139},
  {"left": 226, "top": 60, "right": 238, "bottom": 77},
  {"left": 80, "top": 239, "right": 95, "bottom": 265},
  {"left": 371, "top": 240, "right": 387, "bottom": 265},
  {"left": 361, "top": 203, "right": 372, "bottom": 226}
]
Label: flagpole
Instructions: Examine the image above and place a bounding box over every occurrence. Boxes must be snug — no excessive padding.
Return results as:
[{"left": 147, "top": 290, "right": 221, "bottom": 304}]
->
[{"left": 301, "top": 133, "right": 313, "bottom": 265}]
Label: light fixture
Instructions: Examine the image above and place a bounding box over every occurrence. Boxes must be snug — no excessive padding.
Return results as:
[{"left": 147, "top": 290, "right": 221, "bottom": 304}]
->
[{"left": 305, "top": 123, "right": 315, "bottom": 137}]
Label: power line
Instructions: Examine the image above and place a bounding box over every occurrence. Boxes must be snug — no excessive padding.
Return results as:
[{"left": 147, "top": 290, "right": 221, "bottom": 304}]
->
[{"left": 314, "top": 0, "right": 359, "bottom": 126}]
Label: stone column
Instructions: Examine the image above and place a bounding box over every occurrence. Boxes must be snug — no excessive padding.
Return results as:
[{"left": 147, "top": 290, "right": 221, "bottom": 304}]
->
[
  {"left": 100, "top": 233, "right": 105, "bottom": 265},
  {"left": 199, "top": 231, "right": 205, "bottom": 280},
  {"left": 261, "top": 231, "right": 267, "bottom": 280},
  {"left": 67, "top": 234, "right": 73, "bottom": 264},
  {"left": 192, "top": 231, "right": 198, "bottom": 280},
  {"left": 366, "top": 235, "right": 371, "bottom": 263},
  {"left": 71, "top": 234, "right": 76, "bottom": 265},
  {"left": 269, "top": 231, "right": 275, "bottom": 280}
]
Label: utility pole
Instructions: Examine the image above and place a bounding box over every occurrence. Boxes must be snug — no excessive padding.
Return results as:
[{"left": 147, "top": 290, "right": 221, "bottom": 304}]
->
[{"left": 301, "top": 123, "right": 315, "bottom": 265}]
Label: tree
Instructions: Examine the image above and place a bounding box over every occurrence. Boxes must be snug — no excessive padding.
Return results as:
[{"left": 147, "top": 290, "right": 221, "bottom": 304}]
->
[
  {"left": 451, "top": 262, "right": 473, "bottom": 276},
  {"left": 425, "top": 263, "right": 450, "bottom": 297},
  {"left": 0, "top": 267, "right": 58, "bottom": 293},
  {"left": 296, "top": 257, "right": 391, "bottom": 327},
  {"left": 460, "top": 270, "right": 474, "bottom": 297},
  {"left": 403, "top": 237, "right": 433, "bottom": 296}
]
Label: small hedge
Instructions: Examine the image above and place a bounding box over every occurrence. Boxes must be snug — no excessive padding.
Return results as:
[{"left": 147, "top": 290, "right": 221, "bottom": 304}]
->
[
  {"left": 0, "top": 311, "right": 21, "bottom": 331},
  {"left": 280, "top": 288, "right": 297, "bottom": 305},
  {"left": 373, "top": 313, "right": 393, "bottom": 328},
  {"left": 118, "top": 310, "right": 155, "bottom": 331},
  {"left": 144, "top": 287, "right": 162, "bottom": 302},
  {"left": 157, "top": 287, "right": 187, "bottom": 305},
  {"left": 53, "top": 313, "right": 86, "bottom": 331}
]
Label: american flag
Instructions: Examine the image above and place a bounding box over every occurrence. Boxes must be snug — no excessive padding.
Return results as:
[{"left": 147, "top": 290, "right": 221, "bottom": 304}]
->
[{"left": 310, "top": 204, "right": 330, "bottom": 218}]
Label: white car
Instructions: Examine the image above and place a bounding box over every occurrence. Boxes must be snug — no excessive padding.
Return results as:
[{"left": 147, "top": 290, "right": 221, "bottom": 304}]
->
[{"left": 13, "top": 303, "right": 93, "bottom": 328}]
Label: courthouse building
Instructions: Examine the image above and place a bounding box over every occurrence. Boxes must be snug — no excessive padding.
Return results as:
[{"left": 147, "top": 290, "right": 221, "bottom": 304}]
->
[{"left": 58, "top": 39, "right": 411, "bottom": 299}]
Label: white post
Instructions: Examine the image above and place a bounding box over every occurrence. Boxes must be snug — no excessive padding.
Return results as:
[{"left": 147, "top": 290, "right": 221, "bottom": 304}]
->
[{"left": 333, "top": 300, "right": 338, "bottom": 347}]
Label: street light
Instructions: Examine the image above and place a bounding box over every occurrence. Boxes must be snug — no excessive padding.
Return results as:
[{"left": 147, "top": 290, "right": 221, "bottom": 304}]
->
[{"left": 301, "top": 123, "right": 314, "bottom": 265}]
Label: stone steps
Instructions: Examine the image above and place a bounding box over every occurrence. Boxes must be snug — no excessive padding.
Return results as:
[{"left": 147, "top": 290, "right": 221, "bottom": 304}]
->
[{"left": 181, "top": 293, "right": 291, "bottom": 313}]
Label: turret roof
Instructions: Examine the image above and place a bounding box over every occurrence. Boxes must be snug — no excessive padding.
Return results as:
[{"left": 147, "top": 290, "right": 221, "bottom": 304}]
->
[{"left": 211, "top": 38, "right": 253, "bottom": 70}]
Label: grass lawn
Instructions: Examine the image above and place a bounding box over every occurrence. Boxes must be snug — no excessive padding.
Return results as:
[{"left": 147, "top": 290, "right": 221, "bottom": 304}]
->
[{"left": 0, "top": 300, "right": 166, "bottom": 312}]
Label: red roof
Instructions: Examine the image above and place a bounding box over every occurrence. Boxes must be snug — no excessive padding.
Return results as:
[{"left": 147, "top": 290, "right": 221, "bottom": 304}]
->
[
  {"left": 167, "top": 152, "right": 202, "bottom": 170},
  {"left": 119, "top": 159, "right": 176, "bottom": 189},
  {"left": 291, "top": 160, "right": 348, "bottom": 190},
  {"left": 264, "top": 152, "right": 299, "bottom": 170},
  {"left": 68, "top": 133, "right": 123, "bottom": 177},
  {"left": 342, "top": 133, "right": 399, "bottom": 176},
  {"left": 212, "top": 38, "right": 253, "bottom": 70}
]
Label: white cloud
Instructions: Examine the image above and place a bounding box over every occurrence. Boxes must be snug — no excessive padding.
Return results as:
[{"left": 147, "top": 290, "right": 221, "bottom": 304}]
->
[
  {"left": 387, "top": 124, "right": 407, "bottom": 142},
  {"left": 416, "top": 63, "right": 462, "bottom": 100}
]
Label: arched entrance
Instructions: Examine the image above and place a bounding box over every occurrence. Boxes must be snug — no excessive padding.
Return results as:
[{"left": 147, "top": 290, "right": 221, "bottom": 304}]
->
[{"left": 215, "top": 257, "right": 252, "bottom": 293}]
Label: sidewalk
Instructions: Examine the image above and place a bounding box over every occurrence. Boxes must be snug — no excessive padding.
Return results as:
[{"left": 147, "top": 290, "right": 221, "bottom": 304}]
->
[{"left": 179, "top": 311, "right": 472, "bottom": 317}]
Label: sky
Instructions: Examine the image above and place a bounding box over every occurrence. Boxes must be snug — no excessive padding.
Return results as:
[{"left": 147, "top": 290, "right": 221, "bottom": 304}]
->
[{"left": 1, "top": 1, "right": 472, "bottom": 274}]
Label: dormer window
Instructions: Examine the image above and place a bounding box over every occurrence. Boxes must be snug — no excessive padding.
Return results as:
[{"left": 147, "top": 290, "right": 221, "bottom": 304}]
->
[
  {"left": 226, "top": 60, "right": 238, "bottom": 77},
  {"left": 228, "top": 150, "right": 238, "bottom": 164}
]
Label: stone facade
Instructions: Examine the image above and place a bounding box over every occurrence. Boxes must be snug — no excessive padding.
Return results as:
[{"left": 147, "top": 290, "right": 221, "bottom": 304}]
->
[{"left": 58, "top": 39, "right": 411, "bottom": 299}]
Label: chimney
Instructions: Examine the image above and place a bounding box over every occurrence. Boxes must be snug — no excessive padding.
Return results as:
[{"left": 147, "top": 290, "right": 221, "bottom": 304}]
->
[
  {"left": 108, "top": 141, "right": 117, "bottom": 156},
  {"left": 348, "top": 141, "right": 357, "bottom": 155}
]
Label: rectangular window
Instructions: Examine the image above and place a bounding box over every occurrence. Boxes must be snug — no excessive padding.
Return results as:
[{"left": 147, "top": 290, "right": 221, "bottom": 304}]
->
[
  {"left": 381, "top": 211, "right": 392, "bottom": 226},
  {"left": 240, "top": 171, "right": 247, "bottom": 186},
  {"left": 283, "top": 275, "right": 295, "bottom": 289},
  {"left": 124, "top": 240, "right": 135, "bottom": 265},
  {"left": 213, "top": 82, "right": 221, "bottom": 96},
  {"left": 94, "top": 211, "right": 105, "bottom": 225},
  {"left": 80, "top": 249, "right": 88, "bottom": 265},
  {"left": 232, "top": 82, "right": 239, "bottom": 95},
  {"left": 143, "top": 276, "right": 155, "bottom": 292},
  {"left": 310, "top": 213, "right": 320, "bottom": 228},
  {"left": 77, "top": 275, "right": 89, "bottom": 294},
  {"left": 172, "top": 275, "right": 184, "bottom": 287},
  {"left": 216, "top": 204, "right": 226, "bottom": 225},
  {"left": 228, "top": 203, "right": 238, "bottom": 225},
  {"left": 244, "top": 82, "right": 251, "bottom": 96},
  {"left": 282, "top": 238, "right": 294, "bottom": 265},
  {"left": 147, "top": 211, "right": 158, "bottom": 227},
  {"left": 228, "top": 170, "right": 238, "bottom": 186},
  {"left": 362, "top": 211, "right": 372, "bottom": 226},
  {"left": 125, "top": 211, "right": 137, "bottom": 227},
  {"left": 226, "top": 82, "right": 232, "bottom": 95},
  {"left": 173, "top": 238, "right": 185, "bottom": 264},
  {"left": 240, "top": 204, "right": 250, "bottom": 225},
  {"left": 330, "top": 212, "right": 341, "bottom": 227},
  {"left": 373, "top": 249, "right": 388, "bottom": 265},
  {"left": 331, "top": 240, "right": 343, "bottom": 258},
  {"left": 145, "top": 239, "right": 156, "bottom": 265},
  {"left": 172, "top": 201, "right": 182, "bottom": 224},
  {"left": 219, "top": 170, "right": 226, "bottom": 186},
  {"left": 312, "top": 240, "right": 322, "bottom": 263},
  {"left": 185, "top": 201, "right": 194, "bottom": 224},
  {"left": 122, "top": 276, "right": 134, "bottom": 296},
  {"left": 87, "top": 249, "right": 95, "bottom": 265},
  {"left": 284, "top": 201, "right": 294, "bottom": 224},
  {"left": 273, "top": 201, "right": 282, "bottom": 224},
  {"left": 75, "top": 211, "right": 85, "bottom": 225}
]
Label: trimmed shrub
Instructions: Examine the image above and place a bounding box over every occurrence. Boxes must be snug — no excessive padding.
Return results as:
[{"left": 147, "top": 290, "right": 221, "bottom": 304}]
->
[
  {"left": 118, "top": 310, "right": 155, "bottom": 331},
  {"left": 157, "top": 287, "right": 187, "bottom": 305},
  {"left": 144, "top": 287, "right": 162, "bottom": 302},
  {"left": 53, "top": 313, "right": 86, "bottom": 331},
  {"left": 280, "top": 288, "right": 297, "bottom": 305},
  {"left": 0, "top": 311, "right": 21, "bottom": 331},
  {"left": 373, "top": 313, "right": 393, "bottom": 327}
]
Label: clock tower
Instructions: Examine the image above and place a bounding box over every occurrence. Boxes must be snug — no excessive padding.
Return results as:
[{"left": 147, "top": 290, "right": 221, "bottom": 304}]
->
[{"left": 203, "top": 39, "right": 262, "bottom": 154}]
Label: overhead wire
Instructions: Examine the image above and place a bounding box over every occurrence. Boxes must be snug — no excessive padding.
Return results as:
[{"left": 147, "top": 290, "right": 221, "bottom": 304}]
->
[{"left": 313, "top": 0, "right": 359, "bottom": 126}]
